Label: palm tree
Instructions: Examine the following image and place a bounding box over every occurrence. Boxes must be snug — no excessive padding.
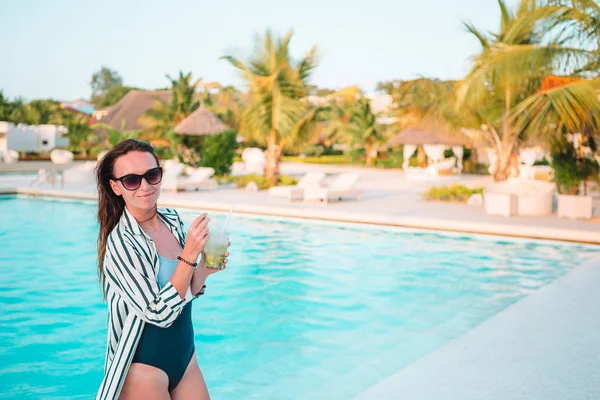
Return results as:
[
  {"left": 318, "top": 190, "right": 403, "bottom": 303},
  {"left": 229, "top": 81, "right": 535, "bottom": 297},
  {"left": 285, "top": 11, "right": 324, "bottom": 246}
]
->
[
  {"left": 205, "top": 85, "right": 245, "bottom": 133},
  {"left": 328, "top": 97, "right": 387, "bottom": 167},
  {"left": 456, "top": 0, "right": 600, "bottom": 181},
  {"left": 139, "top": 71, "right": 201, "bottom": 144},
  {"left": 222, "top": 30, "right": 320, "bottom": 184},
  {"left": 391, "top": 78, "right": 456, "bottom": 129}
]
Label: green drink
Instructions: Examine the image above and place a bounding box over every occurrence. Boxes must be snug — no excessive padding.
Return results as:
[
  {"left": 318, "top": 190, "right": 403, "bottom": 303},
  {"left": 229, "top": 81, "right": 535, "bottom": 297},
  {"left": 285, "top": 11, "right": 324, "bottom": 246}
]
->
[{"left": 204, "top": 232, "right": 230, "bottom": 269}]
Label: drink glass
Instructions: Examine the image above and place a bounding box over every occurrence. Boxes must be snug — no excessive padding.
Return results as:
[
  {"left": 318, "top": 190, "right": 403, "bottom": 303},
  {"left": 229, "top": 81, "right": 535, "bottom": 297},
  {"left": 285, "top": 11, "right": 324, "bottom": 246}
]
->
[{"left": 204, "top": 232, "right": 229, "bottom": 269}]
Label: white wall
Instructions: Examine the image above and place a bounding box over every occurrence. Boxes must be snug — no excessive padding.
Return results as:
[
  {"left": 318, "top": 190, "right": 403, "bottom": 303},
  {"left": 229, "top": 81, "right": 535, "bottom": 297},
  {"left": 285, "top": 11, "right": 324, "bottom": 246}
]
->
[
  {"left": 0, "top": 121, "right": 69, "bottom": 152},
  {"left": 37, "top": 124, "right": 69, "bottom": 151},
  {"left": 5, "top": 124, "right": 38, "bottom": 152}
]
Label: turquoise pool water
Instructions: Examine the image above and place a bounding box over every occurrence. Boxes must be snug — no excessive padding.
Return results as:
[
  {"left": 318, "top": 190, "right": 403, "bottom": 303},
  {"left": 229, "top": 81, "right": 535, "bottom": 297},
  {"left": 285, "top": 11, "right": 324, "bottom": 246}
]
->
[{"left": 1, "top": 196, "right": 599, "bottom": 399}]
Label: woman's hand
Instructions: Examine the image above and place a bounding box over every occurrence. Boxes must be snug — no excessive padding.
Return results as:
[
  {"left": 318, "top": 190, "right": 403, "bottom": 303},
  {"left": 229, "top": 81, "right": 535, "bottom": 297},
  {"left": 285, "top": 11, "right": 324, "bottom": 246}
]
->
[
  {"left": 182, "top": 213, "right": 210, "bottom": 260},
  {"left": 191, "top": 242, "right": 231, "bottom": 294},
  {"left": 204, "top": 241, "right": 231, "bottom": 276}
]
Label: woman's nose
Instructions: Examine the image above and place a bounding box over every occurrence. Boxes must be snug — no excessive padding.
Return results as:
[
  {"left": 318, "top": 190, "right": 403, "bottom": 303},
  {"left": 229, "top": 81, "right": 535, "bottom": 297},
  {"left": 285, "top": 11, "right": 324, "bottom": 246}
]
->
[{"left": 139, "top": 177, "right": 152, "bottom": 190}]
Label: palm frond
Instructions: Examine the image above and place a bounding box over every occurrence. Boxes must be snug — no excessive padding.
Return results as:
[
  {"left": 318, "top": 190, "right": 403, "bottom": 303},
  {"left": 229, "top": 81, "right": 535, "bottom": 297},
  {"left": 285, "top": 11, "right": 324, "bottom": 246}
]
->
[
  {"left": 463, "top": 21, "right": 490, "bottom": 48},
  {"left": 511, "top": 77, "right": 600, "bottom": 138}
]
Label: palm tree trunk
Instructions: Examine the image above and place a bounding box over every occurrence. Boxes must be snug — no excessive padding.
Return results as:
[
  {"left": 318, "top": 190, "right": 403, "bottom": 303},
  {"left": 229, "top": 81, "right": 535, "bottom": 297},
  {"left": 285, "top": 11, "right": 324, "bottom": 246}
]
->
[
  {"left": 492, "top": 141, "right": 517, "bottom": 182},
  {"left": 504, "top": 81, "right": 511, "bottom": 142},
  {"left": 364, "top": 145, "right": 372, "bottom": 167},
  {"left": 493, "top": 81, "right": 516, "bottom": 182},
  {"left": 264, "top": 129, "right": 279, "bottom": 185}
]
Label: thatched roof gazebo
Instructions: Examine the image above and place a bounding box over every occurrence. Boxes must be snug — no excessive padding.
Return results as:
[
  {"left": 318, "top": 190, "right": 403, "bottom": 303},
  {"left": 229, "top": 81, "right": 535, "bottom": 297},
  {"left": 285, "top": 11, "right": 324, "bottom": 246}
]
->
[
  {"left": 174, "top": 107, "right": 230, "bottom": 136},
  {"left": 388, "top": 127, "right": 470, "bottom": 146},
  {"left": 388, "top": 127, "right": 472, "bottom": 179}
]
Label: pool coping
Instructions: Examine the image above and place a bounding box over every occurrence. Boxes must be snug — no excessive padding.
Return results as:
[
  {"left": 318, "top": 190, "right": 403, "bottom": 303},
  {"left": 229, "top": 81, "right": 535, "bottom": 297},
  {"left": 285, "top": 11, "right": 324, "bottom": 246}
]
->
[
  {"left": 4, "top": 186, "right": 600, "bottom": 245},
  {"left": 353, "top": 254, "right": 600, "bottom": 400}
]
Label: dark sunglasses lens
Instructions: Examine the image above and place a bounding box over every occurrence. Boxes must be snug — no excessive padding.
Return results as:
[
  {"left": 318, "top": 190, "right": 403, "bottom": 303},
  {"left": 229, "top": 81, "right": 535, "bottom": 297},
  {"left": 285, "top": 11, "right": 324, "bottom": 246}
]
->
[
  {"left": 145, "top": 168, "right": 162, "bottom": 185},
  {"left": 121, "top": 175, "right": 142, "bottom": 190}
]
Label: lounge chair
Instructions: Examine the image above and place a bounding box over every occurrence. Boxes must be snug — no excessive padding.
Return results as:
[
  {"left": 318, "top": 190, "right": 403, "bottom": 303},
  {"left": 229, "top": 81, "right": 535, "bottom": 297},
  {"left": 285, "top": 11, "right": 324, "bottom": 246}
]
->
[
  {"left": 0, "top": 149, "right": 19, "bottom": 164},
  {"left": 62, "top": 161, "right": 96, "bottom": 185},
  {"left": 50, "top": 149, "right": 74, "bottom": 164},
  {"left": 303, "top": 172, "right": 362, "bottom": 203},
  {"left": 268, "top": 172, "right": 327, "bottom": 201},
  {"left": 161, "top": 163, "right": 217, "bottom": 192},
  {"left": 29, "top": 168, "right": 60, "bottom": 187}
]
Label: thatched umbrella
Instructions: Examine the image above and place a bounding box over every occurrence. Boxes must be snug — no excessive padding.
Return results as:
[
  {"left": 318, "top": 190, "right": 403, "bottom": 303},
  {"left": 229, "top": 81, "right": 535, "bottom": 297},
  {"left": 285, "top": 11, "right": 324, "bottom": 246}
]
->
[
  {"left": 387, "top": 127, "right": 470, "bottom": 146},
  {"left": 388, "top": 127, "right": 471, "bottom": 171},
  {"left": 174, "top": 107, "right": 230, "bottom": 135}
]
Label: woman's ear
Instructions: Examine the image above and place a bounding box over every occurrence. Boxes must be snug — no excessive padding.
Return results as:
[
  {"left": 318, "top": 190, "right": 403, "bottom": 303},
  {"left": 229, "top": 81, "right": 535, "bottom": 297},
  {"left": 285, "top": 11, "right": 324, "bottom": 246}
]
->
[{"left": 109, "top": 179, "right": 122, "bottom": 196}]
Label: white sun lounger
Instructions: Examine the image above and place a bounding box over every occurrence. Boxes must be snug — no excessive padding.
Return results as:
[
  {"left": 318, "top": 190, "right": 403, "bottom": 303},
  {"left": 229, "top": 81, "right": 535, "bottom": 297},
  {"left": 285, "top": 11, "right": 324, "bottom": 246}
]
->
[
  {"left": 303, "top": 172, "right": 362, "bottom": 203},
  {"left": 268, "top": 171, "right": 327, "bottom": 201},
  {"left": 161, "top": 163, "right": 217, "bottom": 192}
]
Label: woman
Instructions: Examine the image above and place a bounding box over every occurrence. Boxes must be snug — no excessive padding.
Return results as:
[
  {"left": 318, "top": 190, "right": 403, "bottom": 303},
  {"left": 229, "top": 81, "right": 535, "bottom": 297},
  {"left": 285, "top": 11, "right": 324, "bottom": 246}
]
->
[{"left": 95, "top": 139, "right": 228, "bottom": 400}]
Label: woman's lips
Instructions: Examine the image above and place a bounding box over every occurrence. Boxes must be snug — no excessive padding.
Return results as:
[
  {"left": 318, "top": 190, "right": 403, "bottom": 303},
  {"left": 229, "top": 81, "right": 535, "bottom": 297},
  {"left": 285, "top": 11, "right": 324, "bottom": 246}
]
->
[{"left": 138, "top": 192, "right": 153, "bottom": 198}]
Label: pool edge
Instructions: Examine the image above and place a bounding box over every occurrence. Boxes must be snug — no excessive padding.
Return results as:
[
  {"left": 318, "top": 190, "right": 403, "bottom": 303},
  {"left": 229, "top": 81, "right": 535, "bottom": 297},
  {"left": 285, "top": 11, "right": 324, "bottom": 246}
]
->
[
  {"left": 8, "top": 186, "right": 600, "bottom": 245},
  {"left": 352, "top": 254, "right": 600, "bottom": 400}
]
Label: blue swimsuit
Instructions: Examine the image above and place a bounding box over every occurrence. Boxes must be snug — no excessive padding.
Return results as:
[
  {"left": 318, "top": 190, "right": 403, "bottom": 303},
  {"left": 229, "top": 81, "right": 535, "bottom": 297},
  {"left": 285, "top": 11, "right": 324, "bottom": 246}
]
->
[{"left": 132, "top": 255, "right": 195, "bottom": 392}]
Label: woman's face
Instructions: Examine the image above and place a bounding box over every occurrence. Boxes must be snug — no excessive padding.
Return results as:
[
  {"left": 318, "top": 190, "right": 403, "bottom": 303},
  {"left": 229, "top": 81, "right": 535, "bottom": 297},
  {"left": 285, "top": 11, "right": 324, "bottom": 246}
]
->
[{"left": 109, "top": 151, "right": 161, "bottom": 211}]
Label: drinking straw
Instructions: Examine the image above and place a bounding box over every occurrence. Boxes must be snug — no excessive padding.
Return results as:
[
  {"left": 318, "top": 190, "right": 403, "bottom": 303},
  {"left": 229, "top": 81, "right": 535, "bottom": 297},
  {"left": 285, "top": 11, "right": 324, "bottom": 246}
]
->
[{"left": 222, "top": 204, "right": 235, "bottom": 233}]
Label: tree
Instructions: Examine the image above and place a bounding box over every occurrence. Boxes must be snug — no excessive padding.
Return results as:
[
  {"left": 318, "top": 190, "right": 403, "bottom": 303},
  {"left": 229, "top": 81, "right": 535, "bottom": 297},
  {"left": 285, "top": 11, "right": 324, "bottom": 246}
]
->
[
  {"left": 91, "top": 67, "right": 124, "bottom": 106},
  {"left": 0, "top": 92, "right": 23, "bottom": 123},
  {"left": 455, "top": 0, "right": 600, "bottom": 181},
  {"left": 327, "top": 97, "right": 387, "bottom": 167},
  {"left": 223, "top": 30, "right": 321, "bottom": 185},
  {"left": 205, "top": 85, "right": 245, "bottom": 133},
  {"left": 138, "top": 71, "right": 200, "bottom": 145},
  {"left": 391, "top": 78, "right": 456, "bottom": 128},
  {"left": 0, "top": 95, "right": 77, "bottom": 125},
  {"left": 376, "top": 80, "right": 400, "bottom": 95},
  {"left": 67, "top": 119, "right": 101, "bottom": 157}
]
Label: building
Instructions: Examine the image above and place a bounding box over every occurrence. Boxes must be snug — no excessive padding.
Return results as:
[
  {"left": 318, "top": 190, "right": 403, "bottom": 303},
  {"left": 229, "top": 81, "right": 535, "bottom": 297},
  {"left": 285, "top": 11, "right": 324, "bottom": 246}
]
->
[
  {"left": 60, "top": 98, "right": 95, "bottom": 116},
  {"left": 0, "top": 121, "right": 69, "bottom": 153},
  {"left": 93, "top": 90, "right": 171, "bottom": 131}
]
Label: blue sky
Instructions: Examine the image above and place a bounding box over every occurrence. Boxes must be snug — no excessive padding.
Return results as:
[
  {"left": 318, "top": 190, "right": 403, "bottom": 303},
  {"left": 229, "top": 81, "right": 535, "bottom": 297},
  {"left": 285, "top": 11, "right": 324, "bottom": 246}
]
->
[{"left": 0, "top": 0, "right": 516, "bottom": 101}]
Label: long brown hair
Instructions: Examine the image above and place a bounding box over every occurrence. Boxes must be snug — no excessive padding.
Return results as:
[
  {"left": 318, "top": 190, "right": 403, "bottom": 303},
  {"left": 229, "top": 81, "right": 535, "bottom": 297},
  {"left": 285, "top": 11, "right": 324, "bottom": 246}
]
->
[{"left": 96, "top": 139, "right": 160, "bottom": 293}]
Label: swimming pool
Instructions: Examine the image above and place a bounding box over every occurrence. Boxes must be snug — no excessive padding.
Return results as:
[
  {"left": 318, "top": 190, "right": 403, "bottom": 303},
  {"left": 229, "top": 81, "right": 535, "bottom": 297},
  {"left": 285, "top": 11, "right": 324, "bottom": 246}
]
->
[{"left": 1, "top": 195, "right": 599, "bottom": 399}]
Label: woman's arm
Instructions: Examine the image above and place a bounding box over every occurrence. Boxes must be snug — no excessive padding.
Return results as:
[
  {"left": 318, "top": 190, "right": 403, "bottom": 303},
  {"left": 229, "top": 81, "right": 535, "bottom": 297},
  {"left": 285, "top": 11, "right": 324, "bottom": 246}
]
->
[
  {"left": 105, "top": 232, "right": 186, "bottom": 328},
  {"left": 190, "top": 252, "right": 208, "bottom": 297}
]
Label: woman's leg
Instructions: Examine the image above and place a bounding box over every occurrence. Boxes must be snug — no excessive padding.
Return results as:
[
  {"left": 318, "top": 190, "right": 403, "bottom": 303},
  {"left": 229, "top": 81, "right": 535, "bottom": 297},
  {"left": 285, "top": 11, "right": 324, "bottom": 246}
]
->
[
  {"left": 119, "top": 363, "right": 170, "bottom": 400},
  {"left": 170, "top": 352, "right": 210, "bottom": 400}
]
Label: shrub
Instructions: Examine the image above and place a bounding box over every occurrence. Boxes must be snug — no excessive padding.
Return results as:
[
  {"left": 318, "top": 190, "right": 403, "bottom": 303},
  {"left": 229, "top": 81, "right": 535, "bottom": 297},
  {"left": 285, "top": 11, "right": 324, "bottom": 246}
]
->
[
  {"left": 282, "top": 155, "right": 354, "bottom": 164},
  {"left": 374, "top": 151, "right": 403, "bottom": 168},
  {"left": 179, "top": 131, "right": 237, "bottom": 175},
  {"left": 322, "top": 147, "right": 344, "bottom": 156},
  {"left": 302, "top": 145, "right": 325, "bottom": 157},
  {"left": 463, "top": 161, "right": 489, "bottom": 175},
  {"left": 423, "top": 184, "right": 483, "bottom": 202}
]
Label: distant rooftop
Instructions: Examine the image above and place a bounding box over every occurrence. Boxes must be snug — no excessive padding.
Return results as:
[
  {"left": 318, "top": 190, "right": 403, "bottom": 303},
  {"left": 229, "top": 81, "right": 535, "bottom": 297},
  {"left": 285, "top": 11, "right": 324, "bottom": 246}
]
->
[
  {"left": 95, "top": 90, "right": 171, "bottom": 131},
  {"left": 60, "top": 98, "right": 95, "bottom": 115}
]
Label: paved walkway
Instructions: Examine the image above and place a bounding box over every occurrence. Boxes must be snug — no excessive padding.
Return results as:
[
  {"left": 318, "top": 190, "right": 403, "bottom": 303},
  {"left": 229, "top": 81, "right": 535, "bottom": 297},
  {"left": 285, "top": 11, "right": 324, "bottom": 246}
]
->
[
  {"left": 2, "top": 161, "right": 599, "bottom": 243},
  {"left": 354, "top": 255, "right": 600, "bottom": 400}
]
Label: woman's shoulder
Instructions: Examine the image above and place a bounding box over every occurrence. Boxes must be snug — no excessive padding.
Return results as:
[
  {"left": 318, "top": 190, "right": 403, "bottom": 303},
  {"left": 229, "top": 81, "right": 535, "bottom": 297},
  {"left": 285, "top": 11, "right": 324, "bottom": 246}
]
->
[
  {"left": 158, "top": 207, "right": 183, "bottom": 225},
  {"left": 158, "top": 207, "right": 180, "bottom": 218}
]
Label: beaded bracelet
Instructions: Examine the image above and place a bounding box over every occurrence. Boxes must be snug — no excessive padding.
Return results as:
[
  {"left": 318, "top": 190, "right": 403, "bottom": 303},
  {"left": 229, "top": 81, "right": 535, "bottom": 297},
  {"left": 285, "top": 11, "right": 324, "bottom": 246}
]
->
[{"left": 177, "top": 255, "right": 198, "bottom": 270}]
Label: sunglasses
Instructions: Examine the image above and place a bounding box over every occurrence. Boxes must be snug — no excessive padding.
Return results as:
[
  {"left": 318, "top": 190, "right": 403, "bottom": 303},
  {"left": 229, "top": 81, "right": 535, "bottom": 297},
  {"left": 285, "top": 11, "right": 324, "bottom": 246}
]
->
[{"left": 113, "top": 167, "right": 163, "bottom": 191}]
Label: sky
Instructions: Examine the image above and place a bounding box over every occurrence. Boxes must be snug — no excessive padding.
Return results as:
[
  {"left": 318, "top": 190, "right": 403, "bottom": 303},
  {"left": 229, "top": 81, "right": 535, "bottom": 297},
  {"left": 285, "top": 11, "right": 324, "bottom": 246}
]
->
[{"left": 0, "top": 0, "right": 517, "bottom": 101}]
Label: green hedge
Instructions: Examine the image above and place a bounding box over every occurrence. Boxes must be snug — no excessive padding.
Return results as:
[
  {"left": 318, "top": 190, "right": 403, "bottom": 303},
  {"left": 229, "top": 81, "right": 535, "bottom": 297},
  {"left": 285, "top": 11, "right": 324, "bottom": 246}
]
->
[
  {"left": 282, "top": 155, "right": 355, "bottom": 165},
  {"left": 423, "top": 184, "right": 483, "bottom": 202}
]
